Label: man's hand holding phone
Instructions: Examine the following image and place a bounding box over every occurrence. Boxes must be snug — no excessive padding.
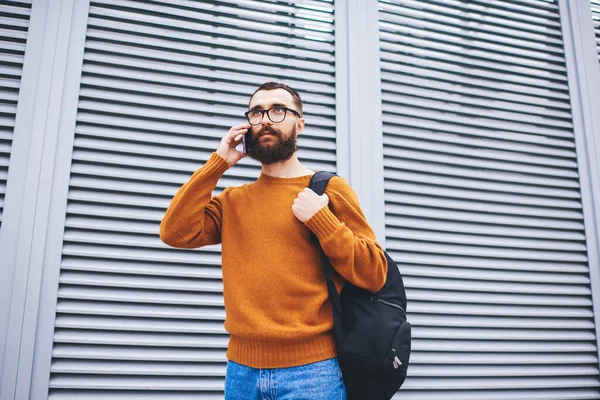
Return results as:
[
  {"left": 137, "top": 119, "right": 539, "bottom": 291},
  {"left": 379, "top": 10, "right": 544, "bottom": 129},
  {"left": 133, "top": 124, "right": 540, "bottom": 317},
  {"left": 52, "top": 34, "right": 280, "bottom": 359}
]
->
[{"left": 216, "top": 123, "right": 251, "bottom": 167}]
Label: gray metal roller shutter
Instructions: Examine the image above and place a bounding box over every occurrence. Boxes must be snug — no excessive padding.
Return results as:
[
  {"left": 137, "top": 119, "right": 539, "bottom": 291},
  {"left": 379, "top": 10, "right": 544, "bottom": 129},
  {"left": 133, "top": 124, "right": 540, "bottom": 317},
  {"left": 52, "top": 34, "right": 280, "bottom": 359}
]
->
[
  {"left": 49, "top": 1, "right": 336, "bottom": 398},
  {"left": 593, "top": 0, "right": 600, "bottom": 68},
  {"left": 379, "top": 0, "right": 599, "bottom": 399},
  {"left": 0, "top": 0, "right": 31, "bottom": 227}
]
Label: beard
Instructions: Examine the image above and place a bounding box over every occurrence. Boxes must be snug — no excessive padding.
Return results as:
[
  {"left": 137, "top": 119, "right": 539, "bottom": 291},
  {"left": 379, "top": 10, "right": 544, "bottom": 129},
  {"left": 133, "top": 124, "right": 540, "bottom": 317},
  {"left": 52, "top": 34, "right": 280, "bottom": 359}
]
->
[{"left": 247, "top": 125, "right": 297, "bottom": 165}]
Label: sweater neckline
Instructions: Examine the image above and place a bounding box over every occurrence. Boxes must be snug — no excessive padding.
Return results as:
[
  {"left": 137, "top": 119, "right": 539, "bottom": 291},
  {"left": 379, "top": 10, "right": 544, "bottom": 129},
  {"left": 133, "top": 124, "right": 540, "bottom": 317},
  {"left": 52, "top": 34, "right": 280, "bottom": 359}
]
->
[{"left": 257, "top": 172, "right": 315, "bottom": 185}]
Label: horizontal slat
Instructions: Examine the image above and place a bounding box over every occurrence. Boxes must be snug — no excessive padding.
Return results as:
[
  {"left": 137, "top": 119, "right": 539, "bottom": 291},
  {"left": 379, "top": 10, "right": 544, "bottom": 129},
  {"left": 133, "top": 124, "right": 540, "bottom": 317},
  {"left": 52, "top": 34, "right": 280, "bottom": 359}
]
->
[
  {"left": 384, "top": 146, "right": 577, "bottom": 176},
  {"left": 52, "top": 343, "right": 226, "bottom": 362},
  {"left": 400, "top": 264, "right": 589, "bottom": 284},
  {"left": 406, "top": 288, "right": 590, "bottom": 307},
  {"left": 399, "top": 376, "right": 600, "bottom": 391},
  {"left": 408, "top": 301, "right": 592, "bottom": 318},
  {"left": 49, "top": 393, "right": 224, "bottom": 400},
  {"left": 0, "top": 64, "right": 23, "bottom": 79},
  {"left": 383, "top": 127, "right": 576, "bottom": 158},
  {"left": 61, "top": 243, "right": 222, "bottom": 265},
  {"left": 406, "top": 364, "right": 598, "bottom": 378},
  {"left": 0, "top": 15, "right": 29, "bottom": 30},
  {"left": 60, "top": 270, "right": 223, "bottom": 292},
  {"left": 49, "top": 375, "right": 224, "bottom": 391},
  {"left": 61, "top": 257, "right": 222, "bottom": 278},
  {"left": 387, "top": 239, "right": 587, "bottom": 261},
  {"left": 385, "top": 195, "right": 583, "bottom": 219},
  {"left": 415, "top": 327, "right": 595, "bottom": 341},
  {"left": 0, "top": 26, "right": 27, "bottom": 41},
  {"left": 413, "top": 339, "right": 596, "bottom": 353},
  {"left": 390, "top": 215, "right": 586, "bottom": 240},
  {"left": 58, "top": 285, "right": 223, "bottom": 306},
  {"left": 54, "top": 329, "right": 228, "bottom": 348},
  {"left": 0, "top": 52, "right": 24, "bottom": 65},
  {"left": 55, "top": 315, "right": 226, "bottom": 334},
  {"left": 413, "top": 351, "right": 598, "bottom": 365},
  {"left": 390, "top": 251, "right": 589, "bottom": 274},
  {"left": 56, "top": 299, "right": 225, "bottom": 320},
  {"left": 388, "top": 228, "right": 584, "bottom": 251},
  {"left": 385, "top": 181, "right": 581, "bottom": 209},
  {"left": 0, "top": 4, "right": 31, "bottom": 18},
  {"left": 404, "top": 275, "right": 589, "bottom": 295},
  {"left": 385, "top": 202, "right": 585, "bottom": 229},
  {"left": 407, "top": 313, "right": 594, "bottom": 329},
  {"left": 51, "top": 359, "right": 226, "bottom": 376},
  {"left": 384, "top": 169, "right": 581, "bottom": 198}
]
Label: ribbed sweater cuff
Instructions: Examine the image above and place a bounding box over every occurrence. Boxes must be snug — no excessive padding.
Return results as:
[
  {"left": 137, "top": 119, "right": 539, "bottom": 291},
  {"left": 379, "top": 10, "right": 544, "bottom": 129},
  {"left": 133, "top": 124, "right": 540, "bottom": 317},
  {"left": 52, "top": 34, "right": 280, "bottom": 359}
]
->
[
  {"left": 200, "top": 152, "right": 230, "bottom": 179},
  {"left": 227, "top": 332, "right": 337, "bottom": 369},
  {"left": 305, "top": 207, "right": 341, "bottom": 240}
]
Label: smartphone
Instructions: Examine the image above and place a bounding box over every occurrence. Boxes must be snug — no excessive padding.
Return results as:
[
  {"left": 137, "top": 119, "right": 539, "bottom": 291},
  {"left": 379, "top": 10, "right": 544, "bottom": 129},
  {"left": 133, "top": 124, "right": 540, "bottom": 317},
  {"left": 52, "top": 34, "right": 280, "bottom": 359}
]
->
[{"left": 242, "top": 127, "right": 252, "bottom": 154}]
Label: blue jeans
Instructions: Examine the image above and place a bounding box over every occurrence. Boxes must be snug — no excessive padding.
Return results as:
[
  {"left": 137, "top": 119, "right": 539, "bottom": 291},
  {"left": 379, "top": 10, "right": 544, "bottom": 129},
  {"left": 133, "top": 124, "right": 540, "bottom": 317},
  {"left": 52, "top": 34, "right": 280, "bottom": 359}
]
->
[{"left": 225, "top": 358, "right": 346, "bottom": 400}]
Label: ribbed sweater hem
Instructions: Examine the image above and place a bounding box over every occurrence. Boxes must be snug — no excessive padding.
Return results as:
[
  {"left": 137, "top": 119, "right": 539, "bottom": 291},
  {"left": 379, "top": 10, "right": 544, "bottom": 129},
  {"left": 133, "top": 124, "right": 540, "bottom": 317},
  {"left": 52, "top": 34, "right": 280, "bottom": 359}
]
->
[{"left": 226, "top": 331, "right": 337, "bottom": 369}]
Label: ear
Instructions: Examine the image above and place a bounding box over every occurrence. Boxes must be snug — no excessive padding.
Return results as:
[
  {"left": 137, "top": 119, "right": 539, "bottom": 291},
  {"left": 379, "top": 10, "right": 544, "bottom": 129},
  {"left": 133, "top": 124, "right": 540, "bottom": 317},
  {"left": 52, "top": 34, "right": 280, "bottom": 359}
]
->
[{"left": 295, "top": 118, "right": 305, "bottom": 137}]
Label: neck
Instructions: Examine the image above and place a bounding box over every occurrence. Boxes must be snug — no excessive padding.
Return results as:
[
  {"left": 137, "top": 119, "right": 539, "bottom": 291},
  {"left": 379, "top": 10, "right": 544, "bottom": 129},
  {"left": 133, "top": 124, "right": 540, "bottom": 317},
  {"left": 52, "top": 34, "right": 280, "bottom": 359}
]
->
[{"left": 260, "top": 154, "right": 313, "bottom": 178}]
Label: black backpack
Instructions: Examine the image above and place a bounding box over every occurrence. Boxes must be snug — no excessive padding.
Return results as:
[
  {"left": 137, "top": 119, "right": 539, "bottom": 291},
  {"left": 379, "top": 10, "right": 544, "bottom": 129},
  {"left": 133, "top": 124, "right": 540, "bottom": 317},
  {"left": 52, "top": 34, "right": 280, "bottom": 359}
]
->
[{"left": 309, "top": 172, "right": 411, "bottom": 400}]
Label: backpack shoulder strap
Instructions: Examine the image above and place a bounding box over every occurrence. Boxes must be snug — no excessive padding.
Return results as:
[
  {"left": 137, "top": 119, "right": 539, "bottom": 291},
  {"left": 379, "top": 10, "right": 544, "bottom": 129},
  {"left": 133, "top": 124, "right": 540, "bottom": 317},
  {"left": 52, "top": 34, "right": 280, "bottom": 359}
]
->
[
  {"left": 308, "top": 171, "right": 336, "bottom": 195},
  {"left": 308, "top": 171, "right": 344, "bottom": 333}
]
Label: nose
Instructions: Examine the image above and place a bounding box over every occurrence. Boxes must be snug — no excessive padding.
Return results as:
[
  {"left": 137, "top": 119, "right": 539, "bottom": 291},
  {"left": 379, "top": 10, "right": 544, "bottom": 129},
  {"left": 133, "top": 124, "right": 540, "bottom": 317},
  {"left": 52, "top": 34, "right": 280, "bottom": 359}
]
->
[{"left": 260, "top": 112, "right": 272, "bottom": 127}]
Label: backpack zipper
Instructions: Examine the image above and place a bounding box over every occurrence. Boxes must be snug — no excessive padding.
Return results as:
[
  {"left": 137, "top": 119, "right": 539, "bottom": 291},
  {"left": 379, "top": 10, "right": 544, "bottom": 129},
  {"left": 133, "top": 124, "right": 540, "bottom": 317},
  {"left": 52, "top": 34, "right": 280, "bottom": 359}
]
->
[{"left": 377, "top": 299, "right": 405, "bottom": 314}]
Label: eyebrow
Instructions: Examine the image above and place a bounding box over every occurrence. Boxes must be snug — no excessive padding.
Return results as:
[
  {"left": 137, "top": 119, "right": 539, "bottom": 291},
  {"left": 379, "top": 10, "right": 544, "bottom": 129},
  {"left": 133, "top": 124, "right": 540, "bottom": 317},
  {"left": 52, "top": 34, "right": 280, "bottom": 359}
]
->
[{"left": 249, "top": 102, "right": 289, "bottom": 111}]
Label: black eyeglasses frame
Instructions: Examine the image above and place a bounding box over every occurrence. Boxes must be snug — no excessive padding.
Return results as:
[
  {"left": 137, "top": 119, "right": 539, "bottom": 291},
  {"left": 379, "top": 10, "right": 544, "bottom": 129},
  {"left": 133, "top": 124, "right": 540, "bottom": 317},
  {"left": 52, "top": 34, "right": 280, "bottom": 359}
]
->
[{"left": 244, "top": 107, "right": 301, "bottom": 125}]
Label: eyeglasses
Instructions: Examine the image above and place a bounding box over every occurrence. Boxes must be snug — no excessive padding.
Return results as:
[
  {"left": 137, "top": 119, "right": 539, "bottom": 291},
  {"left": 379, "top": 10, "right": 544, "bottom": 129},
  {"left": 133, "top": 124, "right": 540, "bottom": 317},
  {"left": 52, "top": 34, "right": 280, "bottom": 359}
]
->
[{"left": 244, "top": 107, "right": 301, "bottom": 125}]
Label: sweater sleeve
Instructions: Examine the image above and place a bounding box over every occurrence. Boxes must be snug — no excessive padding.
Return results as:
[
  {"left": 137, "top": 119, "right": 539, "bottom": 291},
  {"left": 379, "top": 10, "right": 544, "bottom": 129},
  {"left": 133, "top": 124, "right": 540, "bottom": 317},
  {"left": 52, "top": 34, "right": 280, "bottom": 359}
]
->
[
  {"left": 304, "top": 176, "right": 388, "bottom": 293},
  {"left": 159, "top": 152, "right": 230, "bottom": 248}
]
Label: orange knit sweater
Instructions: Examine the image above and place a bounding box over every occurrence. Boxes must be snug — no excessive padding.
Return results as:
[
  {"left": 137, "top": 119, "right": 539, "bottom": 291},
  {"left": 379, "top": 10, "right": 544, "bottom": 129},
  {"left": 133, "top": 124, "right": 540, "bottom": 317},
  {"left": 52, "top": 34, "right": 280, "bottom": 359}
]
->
[{"left": 160, "top": 153, "right": 388, "bottom": 368}]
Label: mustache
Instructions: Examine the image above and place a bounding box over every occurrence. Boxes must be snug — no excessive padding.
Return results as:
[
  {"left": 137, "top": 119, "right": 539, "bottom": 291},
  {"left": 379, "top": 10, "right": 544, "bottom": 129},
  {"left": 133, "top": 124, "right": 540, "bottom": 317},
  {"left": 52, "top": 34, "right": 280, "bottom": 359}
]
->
[{"left": 255, "top": 127, "right": 282, "bottom": 138}]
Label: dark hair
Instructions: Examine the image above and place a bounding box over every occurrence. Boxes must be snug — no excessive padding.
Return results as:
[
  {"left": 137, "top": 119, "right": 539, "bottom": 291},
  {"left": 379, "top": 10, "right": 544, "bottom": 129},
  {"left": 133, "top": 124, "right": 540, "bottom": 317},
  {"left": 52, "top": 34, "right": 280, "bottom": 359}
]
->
[{"left": 249, "top": 82, "right": 303, "bottom": 116}]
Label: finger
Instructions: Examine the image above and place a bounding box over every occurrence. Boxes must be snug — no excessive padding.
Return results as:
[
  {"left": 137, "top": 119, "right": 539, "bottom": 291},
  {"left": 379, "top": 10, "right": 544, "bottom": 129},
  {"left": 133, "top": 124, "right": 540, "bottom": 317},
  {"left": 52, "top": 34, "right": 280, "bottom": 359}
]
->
[
  {"left": 227, "top": 124, "right": 251, "bottom": 138},
  {"left": 233, "top": 123, "right": 252, "bottom": 133}
]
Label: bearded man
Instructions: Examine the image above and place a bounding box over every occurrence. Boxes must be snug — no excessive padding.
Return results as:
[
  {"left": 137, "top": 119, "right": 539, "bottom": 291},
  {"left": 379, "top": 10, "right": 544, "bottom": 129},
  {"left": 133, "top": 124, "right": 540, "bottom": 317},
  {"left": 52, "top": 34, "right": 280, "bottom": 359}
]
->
[{"left": 160, "top": 82, "right": 388, "bottom": 399}]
